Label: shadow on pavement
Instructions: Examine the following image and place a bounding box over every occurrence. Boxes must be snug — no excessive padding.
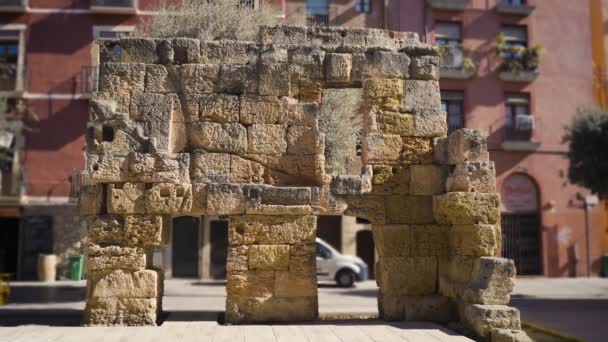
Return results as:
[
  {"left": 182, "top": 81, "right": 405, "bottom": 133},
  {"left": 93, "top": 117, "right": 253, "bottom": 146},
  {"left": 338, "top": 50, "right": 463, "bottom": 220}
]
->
[
  {"left": 7, "top": 285, "right": 86, "bottom": 304},
  {"left": 161, "top": 310, "right": 222, "bottom": 323},
  {"left": 191, "top": 281, "right": 227, "bottom": 287},
  {"left": 0, "top": 309, "right": 83, "bottom": 326}
]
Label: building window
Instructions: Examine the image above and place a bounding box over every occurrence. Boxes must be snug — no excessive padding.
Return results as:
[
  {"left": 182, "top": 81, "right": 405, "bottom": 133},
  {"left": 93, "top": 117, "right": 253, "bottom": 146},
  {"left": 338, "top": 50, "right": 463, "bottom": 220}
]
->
[
  {"left": 355, "top": 0, "right": 371, "bottom": 13},
  {"left": 435, "top": 22, "right": 462, "bottom": 69},
  {"left": 504, "top": 93, "right": 533, "bottom": 140},
  {"left": 0, "top": 29, "right": 23, "bottom": 93},
  {"left": 441, "top": 91, "right": 465, "bottom": 135},
  {"left": 501, "top": 0, "right": 527, "bottom": 4},
  {"left": 501, "top": 25, "right": 528, "bottom": 60},
  {"left": 93, "top": 26, "right": 134, "bottom": 64},
  {"left": 307, "top": 0, "right": 329, "bottom": 26}
]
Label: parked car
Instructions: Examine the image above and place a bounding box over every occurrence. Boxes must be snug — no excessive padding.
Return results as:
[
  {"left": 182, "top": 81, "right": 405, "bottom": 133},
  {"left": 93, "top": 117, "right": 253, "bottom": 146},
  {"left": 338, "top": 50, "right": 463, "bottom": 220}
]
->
[{"left": 315, "top": 237, "right": 369, "bottom": 287}]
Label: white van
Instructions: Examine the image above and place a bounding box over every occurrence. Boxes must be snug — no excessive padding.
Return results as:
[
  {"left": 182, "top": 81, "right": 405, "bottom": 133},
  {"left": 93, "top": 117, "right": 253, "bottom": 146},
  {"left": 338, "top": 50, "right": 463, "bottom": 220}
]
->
[{"left": 315, "top": 237, "right": 369, "bottom": 287}]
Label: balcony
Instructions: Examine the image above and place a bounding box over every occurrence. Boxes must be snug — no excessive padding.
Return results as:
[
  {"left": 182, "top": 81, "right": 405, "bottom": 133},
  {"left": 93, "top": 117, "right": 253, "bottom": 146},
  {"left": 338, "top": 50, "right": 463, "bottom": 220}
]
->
[
  {"left": 439, "top": 47, "right": 476, "bottom": 79},
  {"left": 0, "top": 63, "right": 27, "bottom": 97},
  {"left": 81, "top": 65, "right": 99, "bottom": 95},
  {"left": 307, "top": 5, "right": 331, "bottom": 27},
  {"left": 0, "top": 0, "right": 27, "bottom": 12},
  {"left": 497, "top": 2, "right": 535, "bottom": 16},
  {"left": 499, "top": 69, "right": 538, "bottom": 82},
  {"left": 69, "top": 171, "right": 89, "bottom": 202},
  {"left": 90, "top": 0, "right": 136, "bottom": 14},
  {"left": 428, "top": 0, "right": 469, "bottom": 11},
  {"left": 501, "top": 114, "right": 541, "bottom": 151}
]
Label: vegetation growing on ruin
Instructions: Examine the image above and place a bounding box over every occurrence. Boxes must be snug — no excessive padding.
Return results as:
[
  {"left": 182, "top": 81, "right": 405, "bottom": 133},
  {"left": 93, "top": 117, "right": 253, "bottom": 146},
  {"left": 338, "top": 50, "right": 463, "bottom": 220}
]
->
[{"left": 134, "top": 0, "right": 282, "bottom": 42}]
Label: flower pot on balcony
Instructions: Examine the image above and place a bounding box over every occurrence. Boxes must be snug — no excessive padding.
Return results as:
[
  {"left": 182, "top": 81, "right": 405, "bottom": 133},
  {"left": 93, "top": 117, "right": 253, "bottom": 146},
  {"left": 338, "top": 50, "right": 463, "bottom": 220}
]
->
[{"left": 428, "top": 0, "right": 469, "bottom": 11}]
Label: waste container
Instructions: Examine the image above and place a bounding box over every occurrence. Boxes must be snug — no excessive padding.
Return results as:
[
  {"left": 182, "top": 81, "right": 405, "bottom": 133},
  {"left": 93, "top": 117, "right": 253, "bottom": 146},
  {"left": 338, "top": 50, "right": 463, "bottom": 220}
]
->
[
  {"left": 603, "top": 254, "right": 608, "bottom": 277},
  {"left": 69, "top": 255, "right": 84, "bottom": 281},
  {"left": 37, "top": 254, "right": 57, "bottom": 282}
]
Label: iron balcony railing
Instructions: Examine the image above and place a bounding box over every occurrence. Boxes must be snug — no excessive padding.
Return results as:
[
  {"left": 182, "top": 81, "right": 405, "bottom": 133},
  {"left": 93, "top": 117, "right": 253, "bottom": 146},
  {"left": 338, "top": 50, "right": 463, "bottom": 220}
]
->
[
  {"left": 505, "top": 114, "right": 535, "bottom": 141},
  {"left": 70, "top": 171, "right": 89, "bottom": 202},
  {"left": 307, "top": 5, "right": 331, "bottom": 27},
  {"left": 81, "top": 66, "right": 99, "bottom": 94},
  {"left": 0, "top": 63, "right": 28, "bottom": 93},
  {"left": 91, "top": 0, "right": 135, "bottom": 8},
  {"left": 0, "top": 0, "right": 27, "bottom": 10}
]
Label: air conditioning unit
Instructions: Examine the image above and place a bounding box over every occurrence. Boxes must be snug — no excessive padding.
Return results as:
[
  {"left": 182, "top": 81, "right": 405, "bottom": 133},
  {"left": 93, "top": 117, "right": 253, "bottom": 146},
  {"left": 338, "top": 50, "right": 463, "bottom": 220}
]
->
[{"left": 515, "top": 114, "right": 535, "bottom": 131}]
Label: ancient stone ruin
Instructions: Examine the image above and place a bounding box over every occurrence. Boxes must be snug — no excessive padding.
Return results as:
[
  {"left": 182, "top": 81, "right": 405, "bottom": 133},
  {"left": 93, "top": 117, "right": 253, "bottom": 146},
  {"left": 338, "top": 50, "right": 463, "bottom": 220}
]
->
[{"left": 80, "top": 26, "right": 528, "bottom": 341}]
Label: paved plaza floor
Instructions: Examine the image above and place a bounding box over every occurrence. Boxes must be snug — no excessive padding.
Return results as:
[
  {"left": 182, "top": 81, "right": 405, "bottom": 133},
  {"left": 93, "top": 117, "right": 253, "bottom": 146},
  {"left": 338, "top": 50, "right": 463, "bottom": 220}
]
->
[{"left": 1, "top": 277, "right": 607, "bottom": 341}]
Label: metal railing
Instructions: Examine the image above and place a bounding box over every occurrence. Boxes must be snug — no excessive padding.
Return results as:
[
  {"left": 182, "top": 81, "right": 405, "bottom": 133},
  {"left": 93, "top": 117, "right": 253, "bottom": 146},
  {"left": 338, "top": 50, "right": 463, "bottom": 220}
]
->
[
  {"left": 81, "top": 66, "right": 99, "bottom": 94},
  {"left": 91, "top": 0, "right": 135, "bottom": 8},
  {"left": 70, "top": 171, "right": 89, "bottom": 201},
  {"left": 505, "top": 114, "right": 534, "bottom": 141},
  {"left": 307, "top": 5, "right": 330, "bottom": 27},
  {"left": 0, "top": 63, "right": 27, "bottom": 93}
]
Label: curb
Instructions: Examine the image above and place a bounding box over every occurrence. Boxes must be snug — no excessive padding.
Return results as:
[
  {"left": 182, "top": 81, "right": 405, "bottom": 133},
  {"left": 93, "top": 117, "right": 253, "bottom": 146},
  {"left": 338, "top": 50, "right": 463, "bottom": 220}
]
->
[{"left": 522, "top": 320, "right": 584, "bottom": 342}]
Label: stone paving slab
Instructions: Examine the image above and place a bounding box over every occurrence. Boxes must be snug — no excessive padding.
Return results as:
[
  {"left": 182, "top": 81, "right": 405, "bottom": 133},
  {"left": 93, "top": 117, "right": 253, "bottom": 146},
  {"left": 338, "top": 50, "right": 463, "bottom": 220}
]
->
[{"left": 0, "top": 321, "right": 473, "bottom": 342}]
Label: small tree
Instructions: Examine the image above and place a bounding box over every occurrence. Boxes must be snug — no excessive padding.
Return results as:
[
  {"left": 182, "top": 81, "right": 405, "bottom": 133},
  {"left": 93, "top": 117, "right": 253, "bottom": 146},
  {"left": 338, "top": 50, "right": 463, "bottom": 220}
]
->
[
  {"left": 134, "top": 0, "right": 282, "bottom": 41},
  {"left": 564, "top": 108, "right": 608, "bottom": 197}
]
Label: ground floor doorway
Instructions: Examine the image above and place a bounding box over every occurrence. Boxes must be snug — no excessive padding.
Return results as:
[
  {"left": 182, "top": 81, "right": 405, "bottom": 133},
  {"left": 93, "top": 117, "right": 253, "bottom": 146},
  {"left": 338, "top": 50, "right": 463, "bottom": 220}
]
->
[
  {"left": 356, "top": 230, "right": 375, "bottom": 280},
  {"left": 501, "top": 213, "right": 542, "bottom": 275},
  {"left": 0, "top": 217, "right": 19, "bottom": 278},
  {"left": 172, "top": 216, "right": 200, "bottom": 278},
  {"left": 209, "top": 220, "right": 228, "bottom": 279}
]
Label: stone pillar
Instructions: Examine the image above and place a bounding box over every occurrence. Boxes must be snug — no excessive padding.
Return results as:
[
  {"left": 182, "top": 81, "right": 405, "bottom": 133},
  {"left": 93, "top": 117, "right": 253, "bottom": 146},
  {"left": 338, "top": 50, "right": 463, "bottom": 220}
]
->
[
  {"left": 83, "top": 214, "right": 164, "bottom": 326},
  {"left": 225, "top": 215, "right": 318, "bottom": 323}
]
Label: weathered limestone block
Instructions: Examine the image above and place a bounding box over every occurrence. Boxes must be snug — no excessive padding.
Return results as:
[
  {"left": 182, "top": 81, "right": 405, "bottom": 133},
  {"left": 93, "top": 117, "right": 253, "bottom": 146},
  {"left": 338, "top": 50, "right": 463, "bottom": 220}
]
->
[
  {"left": 331, "top": 174, "right": 372, "bottom": 195},
  {"left": 107, "top": 183, "right": 146, "bottom": 214},
  {"left": 248, "top": 245, "right": 290, "bottom": 270},
  {"left": 278, "top": 98, "right": 318, "bottom": 126},
  {"left": 447, "top": 129, "right": 490, "bottom": 165},
  {"left": 288, "top": 46, "right": 325, "bottom": 80},
  {"left": 462, "top": 304, "right": 521, "bottom": 338},
  {"left": 374, "top": 51, "right": 410, "bottom": 78},
  {"left": 379, "top": 292, "right": 453, "bottom": 322},
  {"left": 87, "top": 216, "right": 123, "bottom": 244},
  {"left": 124, "top": 215, "right": 163, "bottom": 246},
  {"left": 362, "top": 133, "right": 402, "bottom": 164},
  {"left": 128, "top": 152, "right": 190, "bottom": 183},
  {"left": 240, "top": 95, "right": 281, "bottom": 124},
  {"left": 218, "top": 64, "right": 258, "bottom": 94},
  {"left": 157, "top": 39, "right": 173, "bottom": 64},
  {"left": 373, "top": 224, "right": 411, "bottom": 257},
  {"left": 88, "top": 269, "right": 158, "bottom": 298},
  {"left": 371, "top": 165, "right": 410, "bottom": 195},
  {"left": 257, "top": 186, "right": 312, "bottom": 206},
  {"left": 191, "top": 183, "right": 207, "bottom": 214},
  {"left": 80, "top": 184, "right": 103, "bottom": 215},
  {"left": 89, "top": 92, "right": 130, "bottom": 121},
  {"left": 270, "top": 215, "right": 316, "bottom": 244},
  {"left": 491, "top": 329, "right": 533, "bottom": 342},
  {"left": 84, "top": 297, "right": 156, "bottom": 326},
  {"left": 87, "top": 244, "right": 146, "bottom": 271},
  {"left": 325, "top": 53, "right": 352, "bottom": 82},
  {"left": 377, "top": 257, "right": 437, "bottom": 296},
  {"left": 449, "top": 224, "right": 498, "bottom": 257},
  {"left": 385, "top": 195, "right": 434, "bottom": 224},
  {"left": 287, "top": 125, "right": 322, "bottom": 155},
  {"left": 145, "top": 64, "right": 180, "bottom": 93},
  {"left": 438, "top": 256, "right": 476, "bottom": 298},
  {"left": 199, "top": 94, "right": 240, "bottom": 123},
  {"left": 363, "top": 78, "right": 404, "bottom": 110},
  {"left": 88, "top": 120, "right": 146, "bottom": 155},
  {"left": 403, "top": 80, "right": 441, "bottom": 114},
  {"left": 247, "top": 154, "right": 325, "bottom": 186},
  {"left": 226, "top": 246, "right": 249, "bottom": 272},
  {"left": 226, "top": 293, "right": 317, "bottom": 323},
  {"left": 258, "top": 63, "right": 301, "bottom": 97},
  {"left": 289, "top": 244, "right": 316, "bottom": 274},
  {"left": 118, "top": 38, "right": 158, "bottom": 64},
  {"left": 190, "top": 152, "right": 231, "bottom": 183},
  {"left": 229, "top": 155, "right": 266, "bottom": 184},
  {"left": 189, "top": 122, "right": 247, "bottom": 153},
  {"left": 462, "top": 257, "right": 516, "bottom": 305},
  {"left": 179, "top": 64, "right": 219, "bottom": 93},
  {"left": 226, "top": 270, "right": 273, "bottom": 299},
  {"left": 172, "top": 37, "right": 200, "bottom": 64},
  {"left": 411, "top": 55, "right": 440, "bottom": 80},
  {"left": 86, "top": 155, "right": 127, "bottom": 183},
  {"left": 299, "top": 79, "right": 324, "bottom": 103},
  {"left": 207, "top": 184, "right": 246, "bottom": 215},
  {"left": 401, "top": 137, "right": 434, "bottom": 164},
  {"left": 274, "top": 271, "right": 317, "bottom": 297},
  {"left": 247, "top": 124, "right": 287, "bottom": 155},
  {"left": 144, "top": 120, "right": 187, "bottom": 153},
  {"left": 376, "top": 110, "right": 414, "bottom": 136},
  {"left": 409, "top": 164, "right": 446, "bottom": 195},
  {"left": 446, "top": 161, "right": 496, "bottom": 193},
  {"left": 260, "top": 45, "right": 288, "bottom": 63},
  {"left": 341, "top": 195, "right": 386, "bottom": 224},
  {"left": 413, "top": 111, "right": 448, "bottom": 137},
  {"left": 229, "top": 215, "right": 272, "bottom": 246},
  {"left": 129, "top": 92, "right": 180, "bottom": 122},
  {"left": 145, "top": 183, "right": 193, "bottom": 214},
  {"left": 410, "top": 225, "right": 449, "bottom": 257},
  {"left": 201, "top": 40, "right": 258, "bottom": 65},
  {"left": 99, "top": 63, "right": 146, "bottom": 93},
  {"left": 433, "top": 192, "right": 501, "bottom": 225}
]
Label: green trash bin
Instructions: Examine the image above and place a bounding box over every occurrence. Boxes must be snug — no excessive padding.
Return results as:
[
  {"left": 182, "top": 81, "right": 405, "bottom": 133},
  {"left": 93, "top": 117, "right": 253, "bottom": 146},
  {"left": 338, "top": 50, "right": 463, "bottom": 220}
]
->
[
  {"left": 603, "top": 254, "right": 608, "bottom": 278},
  {"left": 69, "top": 255, "right": 83, "bottom": 281}
]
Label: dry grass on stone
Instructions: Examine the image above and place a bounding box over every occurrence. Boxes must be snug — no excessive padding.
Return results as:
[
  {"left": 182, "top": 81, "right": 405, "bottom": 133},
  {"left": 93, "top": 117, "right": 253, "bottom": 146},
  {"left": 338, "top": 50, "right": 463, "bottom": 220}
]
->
[{"left": 133, "top": 0, "right": 282, "bottom": 42}]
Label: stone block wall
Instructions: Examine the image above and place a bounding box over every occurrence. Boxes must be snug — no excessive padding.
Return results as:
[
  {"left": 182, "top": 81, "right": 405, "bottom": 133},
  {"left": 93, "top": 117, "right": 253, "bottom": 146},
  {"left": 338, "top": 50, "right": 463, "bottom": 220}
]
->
[{"left": 81, "top": 25, "right": 529, "bottom": 340}]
